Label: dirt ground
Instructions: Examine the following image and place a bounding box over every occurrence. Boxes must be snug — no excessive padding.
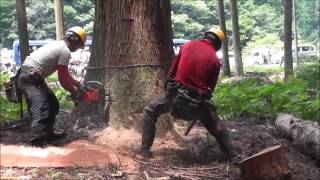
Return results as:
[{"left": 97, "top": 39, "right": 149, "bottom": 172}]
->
[{"left": 0, "top": 111, "right": 319, "bottom": 180}]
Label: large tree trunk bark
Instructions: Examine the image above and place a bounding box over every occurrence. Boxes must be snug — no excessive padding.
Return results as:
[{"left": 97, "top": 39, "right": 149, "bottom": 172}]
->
[
  {"left": 87, "top": 0, "right": 174, "bottom": 130},
  {"left": 283, "top": 0, "right": 294, "bottom": 81},
  {"left": 54, "top": 0, "right": 64, "bottom": 40},
  {"left": 217, "top": 0, "right": 231, "bottom": 77},
  {"left": 275, "top": 114, "right": 320, "bottom": 161},
  {"left": 16, "top": 0, "right": 29, "bottom": 64},
  {"left": 85, "top": 0, "right": 108, "bottom": 83},
  {"left": 230, "top": 0, "right": 243, "bottom": 76}
]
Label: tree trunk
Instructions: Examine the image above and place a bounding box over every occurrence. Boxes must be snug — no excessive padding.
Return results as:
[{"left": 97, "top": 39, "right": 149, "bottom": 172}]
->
[
  {"left": 239, "top": 145, "right": 291, "bottom": 180},
  {"left": 275, "top": 114, "right": 320, "bottom": 161},
  {"left": 54, "top": 0, "right": 64, "bottom": 40},
  {"left": 85, "top": 0, "right": 108, "bottom": 83},
  {"left": 283, "top": 0, "right": 294, "bottom": 81},
  {"left": 230, "top": 0, "right": 243, "bottom": 76},
  {"left": 87, "top": 0, "right": 174, "bottom": 130},
  {"left": 16, "top": 0, "right": 29, "bottom": 64},
  {"left": 217, "top": 0, "right": 231, "bottom": 77}
]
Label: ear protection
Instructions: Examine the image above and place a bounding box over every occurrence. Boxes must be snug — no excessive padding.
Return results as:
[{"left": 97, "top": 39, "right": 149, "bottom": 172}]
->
[
  {"left": 205, "top": 32, "right": 222, "bottom": 51},
  {"left": 65, "top": 31, "right": 80, "bottom": 42}
]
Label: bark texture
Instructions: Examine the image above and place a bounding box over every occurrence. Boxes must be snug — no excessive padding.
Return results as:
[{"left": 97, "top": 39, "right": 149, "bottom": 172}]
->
[
  {"left": 275, "top": 114, "right": 320, "bottom": 161},
  {"left": 54, "top": 0, "right": 64, "bottom": 40},
  {"left": 16, "top": 0, "right": 29, "bottom": 64},
  {"left": 230, "top": 0, "right": 243, "bottom": 76},
  {"left": 218, "top": 0, "right": 231, "bottom": 77},
  {"left": 87, "top": 0, "right": 174, "bottom": 129},
  {"left": 283, "top": 0, "right": 294, "bottom": 81}
]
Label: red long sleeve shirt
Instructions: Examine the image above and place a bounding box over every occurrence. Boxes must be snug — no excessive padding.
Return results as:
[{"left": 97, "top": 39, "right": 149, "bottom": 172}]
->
[{"left": 168, "top": 39, "right": 221, "bottom": 93}]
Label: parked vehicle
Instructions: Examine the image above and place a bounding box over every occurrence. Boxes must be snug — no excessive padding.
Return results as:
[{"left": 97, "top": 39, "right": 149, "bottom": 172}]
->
[
  {"left": 272, "top": 44, "right": 319, "bottom": 64},
  {"left": 293, "top": 45, "right": 318, "bottom": 61},
  {"left": 243, "top": 48, "right": 272, "bottom": 65},
  {"left": 173, "top": 38, "right": 189, "bottom": 55}
]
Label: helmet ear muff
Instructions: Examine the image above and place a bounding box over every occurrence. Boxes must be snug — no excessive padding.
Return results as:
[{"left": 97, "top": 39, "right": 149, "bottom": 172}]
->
[
  {"left": 204, "top": 32, "right": 222, "bottom": 51},
  {"left": 65, "top": 31, "right": 80, "bottom": 42}
]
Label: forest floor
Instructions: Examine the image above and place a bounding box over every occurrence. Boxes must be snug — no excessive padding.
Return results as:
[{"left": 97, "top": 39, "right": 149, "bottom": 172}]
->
[{"left": 0, "top": 111, "right": 319, "bottom": 180}]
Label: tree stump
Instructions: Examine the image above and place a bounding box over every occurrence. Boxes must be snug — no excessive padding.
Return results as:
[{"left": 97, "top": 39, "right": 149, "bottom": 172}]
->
[{"left": 238, "top": 145, "right": 291, "bottom": 180}]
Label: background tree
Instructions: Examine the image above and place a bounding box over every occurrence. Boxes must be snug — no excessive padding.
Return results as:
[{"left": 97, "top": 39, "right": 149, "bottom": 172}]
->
[
  {"left": 171, "top": 0, "right": 216, "bottom": 39},
  {"left": 16, "top": 0, "right": 29, "bottom": 64},
  {"left": 0, "top": 0, "right": 318, "bottom": 63},
  {"left": 296, "top": 0, "right": 320, "bottom": 45},
  {"left": 283, "top": 0, "right": 294, "bottom": 81},
  {"left": 0, "top": 0, "right": 16, "bottom": 48},
  {"left": 217, "top": 0, "right": 231, "bottom": 77},
  {"left": 87, "top": 0, "right": 174, "bottom": 129},
  {"left": 63, "top": 0, "right": 94, "bottom": 36},
  {"left": 230, "top": 0, "right": 243, "bottom": 76},
  {"left": 54, "top": 0, "right": 64, "bottom": 40}
]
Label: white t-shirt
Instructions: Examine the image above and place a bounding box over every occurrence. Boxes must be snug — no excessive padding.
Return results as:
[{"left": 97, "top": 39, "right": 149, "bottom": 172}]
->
[{"left": 23, "top": 40, "right": 71, "bottom": 78}]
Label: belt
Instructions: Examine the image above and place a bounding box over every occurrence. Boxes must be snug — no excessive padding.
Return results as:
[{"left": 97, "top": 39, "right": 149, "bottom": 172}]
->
[
  {"left": 20, "top": 66, "right": 44, "bottom": 76},
  {"left": 179, "top": 85, "right": 212, "bottom": 100}
]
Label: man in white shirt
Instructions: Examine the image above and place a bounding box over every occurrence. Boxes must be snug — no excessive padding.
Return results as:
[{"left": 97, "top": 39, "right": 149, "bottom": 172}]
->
[{"left": 17, "top": 27, "right": 87, "bottom": 147}]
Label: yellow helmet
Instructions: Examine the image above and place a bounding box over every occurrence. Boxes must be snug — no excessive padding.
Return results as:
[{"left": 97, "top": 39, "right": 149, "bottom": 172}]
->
[
  {"left": 66, "top": 26, "right": 87, "bottom": 44},
  {"left": 205, "top": 27, "right": 225, "bottom": 44}
]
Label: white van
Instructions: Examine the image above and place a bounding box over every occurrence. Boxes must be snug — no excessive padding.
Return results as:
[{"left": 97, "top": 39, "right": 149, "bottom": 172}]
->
[
  {"left": 243, "top": 48, "right": 271, "bottom": 65},
  {"left": 272, "top": 45, "right": 318, "bottom": 63}
]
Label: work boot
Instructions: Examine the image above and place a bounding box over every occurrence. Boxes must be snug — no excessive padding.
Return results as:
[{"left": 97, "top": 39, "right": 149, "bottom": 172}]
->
[
  {"left": 46, "top": 129, "right": 66, "bottom": 142},
  {"left": 139, "top": 148, "right": 153, "bottom": 158},
  {"left": 140, "top": 109, "right": 157, "bottom": 158},
  {"left": 140, "top": 133, "right": 154, "bottom": 158},
  {"left": 30, "top": 135, "right": 47, "bottom": 148},
  {"left": 214, "top": 130, "right": 242, "bottom": 163}
]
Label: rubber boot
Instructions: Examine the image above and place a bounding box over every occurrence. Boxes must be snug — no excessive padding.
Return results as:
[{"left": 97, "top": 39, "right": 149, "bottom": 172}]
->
[
  {"left": 140, "top": 112, "right": 156, "bottom": 158},
  {"left": 214, "top": 130, "right": 241, "bottom": 163}
]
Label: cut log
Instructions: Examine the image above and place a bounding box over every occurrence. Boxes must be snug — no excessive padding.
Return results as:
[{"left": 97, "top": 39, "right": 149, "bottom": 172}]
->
[
  {"left": 238, "top": 145, "right": 291, "bottom": 180},
  {"left": 275, "top": 114, "right": 320, "bottom": 160}
]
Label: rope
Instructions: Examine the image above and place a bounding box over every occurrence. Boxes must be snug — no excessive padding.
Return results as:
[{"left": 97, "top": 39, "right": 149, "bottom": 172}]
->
[{"left": 85, "top": 62, "right": 172, "bottom": 70}]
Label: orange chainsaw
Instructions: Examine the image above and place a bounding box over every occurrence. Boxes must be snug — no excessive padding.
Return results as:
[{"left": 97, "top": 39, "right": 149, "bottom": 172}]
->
[{"left": 70, "top": 81, "right": 109, "bottom": 105}]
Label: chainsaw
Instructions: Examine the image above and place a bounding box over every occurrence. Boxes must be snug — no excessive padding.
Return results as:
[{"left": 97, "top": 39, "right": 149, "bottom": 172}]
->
[{"left": 70, "top": 81, "right": 109, "bottom": 105}]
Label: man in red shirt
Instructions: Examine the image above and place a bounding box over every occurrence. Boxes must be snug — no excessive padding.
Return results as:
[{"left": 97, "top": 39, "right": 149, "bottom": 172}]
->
[
  {"left": 17, "top": 27, "right": 86, "bottom": 147},
  {"left": 141, "top": 28, "right": 240, "bottom": 161}
]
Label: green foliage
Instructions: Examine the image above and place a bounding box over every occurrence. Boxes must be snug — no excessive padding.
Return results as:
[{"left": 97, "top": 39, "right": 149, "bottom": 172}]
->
[
  {"left": 26, "top": 0, "right": 55, "bottom": 40},
  {"left": 243, "top": 33, "right": 283, "bottom": 56},
  {"left": 52, "top": 87, "right": 73, "bottom": 109},
  {"left": 296, "top": 0, "right": 320, "bottom": 45},
  {"left": 0, "top": 0, "right": 94, "bottom": 48},
  {"left": 0, "top": 0, "right": 17, "bottom": 47},
  {"left": 294, "top": 62, "right": 320, "bottom": 90},
  {"left": 171, "top": 0, "right": 215, "bottom": 39},
  {"left": 214, "top": 77, "right": 320, "bottom": 122},
  {"left": 244, "top": 65, "right": 284, "bottom": 74},
  {"left": 1, "top": 0, "right": 319, "bottom": 50},
  {"left": 47, "top": 73, "right": 58, "bottom": 82},
  {"left": 0, "top": 96, "right": 27, "bottom": 121},
  {"left": 0, "top": 73, "right": 26, "bottom": 121},
  {"left": 0, "top": 73, "right": 10, "bottom": 87}
]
